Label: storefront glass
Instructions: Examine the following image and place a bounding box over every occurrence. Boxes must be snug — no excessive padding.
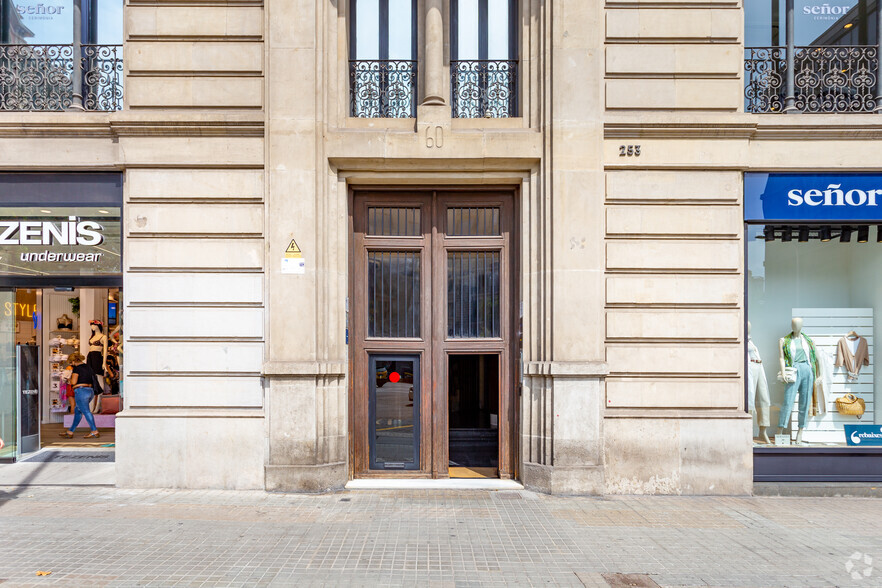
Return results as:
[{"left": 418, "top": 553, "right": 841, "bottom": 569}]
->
[
  {"left": 0, "top": 207, "right": 121, "bottom": 277},
  {"left": 747, "top": 173, "right": 882, "bottom": 478},
  {"left": 0, "top": 289, "right": 16, "bottom": 461},
  {"left": 0, "top": 173, "right": 122, "bottom": 460},
  {"left": 748, "top": 224, "right": 881, "bottom": 445},
  {"left": 0, "top": 0, "right": 123, "bottom": 44},
  {"left": 745, "top": 0, "right": 878, "bottom": 47}
]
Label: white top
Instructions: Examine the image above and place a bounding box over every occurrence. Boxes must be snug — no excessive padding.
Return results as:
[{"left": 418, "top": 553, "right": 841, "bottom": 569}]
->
[{"left": 748, "top": 337, "right": 761, "bottom": 361}]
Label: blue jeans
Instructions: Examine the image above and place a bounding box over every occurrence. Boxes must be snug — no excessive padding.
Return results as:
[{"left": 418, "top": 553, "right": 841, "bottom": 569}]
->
[
  {"left": 778, "top": 363, "right": 814, "bottom": 430},
  {"left": 69, "top": 387, "right": 97, "bottom": 433}
]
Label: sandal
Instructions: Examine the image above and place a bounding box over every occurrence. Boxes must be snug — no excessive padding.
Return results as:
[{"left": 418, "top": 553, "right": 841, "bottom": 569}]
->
[
  {"left": 58, "top": 431, "right": 74, "bottom": 438},
  {"left": 84, "top": 431, "right": 100, "bottom": 439}
]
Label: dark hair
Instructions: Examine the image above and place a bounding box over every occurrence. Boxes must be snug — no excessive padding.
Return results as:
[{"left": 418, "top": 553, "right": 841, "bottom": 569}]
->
[{"left": 91, "top": 323, "right": 103, "bottom": 333}]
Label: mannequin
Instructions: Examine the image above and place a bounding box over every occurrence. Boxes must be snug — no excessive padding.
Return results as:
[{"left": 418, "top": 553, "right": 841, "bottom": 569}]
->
[
  {"left": 747, "top": 321, "right": 771, "bottom": 444},
  {"left": 87, "top": 320, "right": 108, "bottom": 412},
  {"left": 777, "top": 317, "right": 819, "bottom": 446},
  {"left": 111, "top": 323, "right": 123, "bottom": 357},
  {"left": 57, "top": 313, "right": 73, "bottom": 330}
]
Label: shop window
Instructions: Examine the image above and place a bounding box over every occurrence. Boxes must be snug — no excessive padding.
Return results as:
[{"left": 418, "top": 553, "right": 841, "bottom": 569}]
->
[
  {"left": 0, "top": 178, "right": 123, "bottom": 461},
  {"left": 744, "top": 0, "right": 880, "bottom": 113},
  {"left": 748, "top": 224, "right": 881, "bottom": 443},
  {"left": 450, "top": 0, "right": 518, "bottom": 118},
  {"left": 0, "top": 0, "right": 123, "bottom": 111},
  {"left": 747, "top": 173, "right": 882, "bottom": 481},
  {"left": 349, "top": 0, "right": 418, "bottom": 118}
]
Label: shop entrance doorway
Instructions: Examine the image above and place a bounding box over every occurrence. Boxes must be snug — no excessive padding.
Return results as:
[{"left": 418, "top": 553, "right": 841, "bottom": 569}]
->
[
  {"left": 350, "top": 189, "right": 518, "bottom": 479},
  {"left": 0, "top": 173, "right": 123, "bottom": 463},
  {"left": 0, "top": 286, "right": 122, "bottom": 462}
]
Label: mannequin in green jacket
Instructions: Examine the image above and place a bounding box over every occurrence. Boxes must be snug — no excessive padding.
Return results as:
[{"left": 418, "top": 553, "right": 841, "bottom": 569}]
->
[{"left": 777, "top": 317, "right": 820, "bottom": 446}]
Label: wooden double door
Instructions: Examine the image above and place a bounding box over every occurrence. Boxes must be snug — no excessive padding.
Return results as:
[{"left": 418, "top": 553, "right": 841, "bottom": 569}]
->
[{"left": 349, "top": 189, "right": 517, "bottom": 479}]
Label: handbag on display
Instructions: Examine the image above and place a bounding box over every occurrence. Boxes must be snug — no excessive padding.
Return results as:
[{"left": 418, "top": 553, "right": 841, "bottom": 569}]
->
[
  {"left": 100, "top": 395, "right": 121, "bottom": 415},
  {"left": 835, "top": 394, "right": 866, "bottom": 418},
  {"left": 777, "top": 367, "right": 797, "bottom": 383}
]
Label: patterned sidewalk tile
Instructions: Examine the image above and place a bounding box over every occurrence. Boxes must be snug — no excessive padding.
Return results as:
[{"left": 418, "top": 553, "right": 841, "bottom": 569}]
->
[{"left": 0, "top": 486, "right": 879, "bottom": 586}]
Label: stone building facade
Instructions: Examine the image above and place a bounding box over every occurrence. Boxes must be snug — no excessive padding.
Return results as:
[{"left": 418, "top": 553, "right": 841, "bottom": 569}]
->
[{"left": 3, "top": 0, "right": 881, "bottom": 492}]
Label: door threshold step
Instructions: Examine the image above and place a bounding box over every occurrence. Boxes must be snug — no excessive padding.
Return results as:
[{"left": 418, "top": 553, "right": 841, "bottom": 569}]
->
[{"left": 345, "top": 478, "right": 524, "bottom": 490}]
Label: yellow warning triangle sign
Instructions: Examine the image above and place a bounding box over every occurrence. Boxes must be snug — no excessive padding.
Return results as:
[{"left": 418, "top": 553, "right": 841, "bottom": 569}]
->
[{"left": 285, "top": 239, "right": 302, "bottom": 258}]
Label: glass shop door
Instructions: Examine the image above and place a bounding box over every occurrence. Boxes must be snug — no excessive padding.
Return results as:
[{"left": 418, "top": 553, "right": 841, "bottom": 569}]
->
[{"left": 0, "top": 289, "right": 18, "bottom": 462}]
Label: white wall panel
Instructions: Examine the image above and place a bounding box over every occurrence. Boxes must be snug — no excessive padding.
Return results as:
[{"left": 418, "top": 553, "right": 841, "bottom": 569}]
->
[
  {"left": 125, "top": 376, "right": 264, "bottom": 408},
  {"left": 127, "top": 204, "right": 264, "bottom": 235},
  {"left": 127, "top": 307, "right": 264, "bottom": 338},
  {"left": 127, "top": 169, "right": 264, "bottom": 200},
  {"left": 127, "top": 341, "right": 263, "bottom": 373},
  {"left": 607, "top": 344, "right": 742, "bottom": 375},
  {"left": 126, "top": 273, "right": 263, "bottom": 304},
  {"left": 607, "top": 275, "right": 742, "bottom": 306},
  {"left": 126, "top": 238, "right": 264, "bottom": 270}
]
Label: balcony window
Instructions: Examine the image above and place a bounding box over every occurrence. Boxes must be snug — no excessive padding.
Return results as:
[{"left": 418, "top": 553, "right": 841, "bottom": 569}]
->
[
  {"left": 0, "top": 0, "right": 123, "bottom": 111},
  {"left": 349, "top": 0, "right": 417, "bottom": 118},
  {"left": 745, "top": 0, "right": 879, "bottom": 113},
  {"left": 450, "top": 0, "right": 518, "bottom": 118}
]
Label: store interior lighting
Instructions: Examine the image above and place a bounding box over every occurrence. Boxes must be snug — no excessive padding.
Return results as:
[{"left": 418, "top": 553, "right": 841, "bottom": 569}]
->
[{"left": 756, "top": 225, "right": 876, "bottom": 242}]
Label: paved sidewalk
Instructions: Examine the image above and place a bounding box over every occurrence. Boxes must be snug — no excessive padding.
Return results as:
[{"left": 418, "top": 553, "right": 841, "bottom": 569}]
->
[
  {"left": 0, "top": 451, "right": 115, "bottom": 487},
  {"left": 0, "top": 484, "right": 880, "bottom": 587}
]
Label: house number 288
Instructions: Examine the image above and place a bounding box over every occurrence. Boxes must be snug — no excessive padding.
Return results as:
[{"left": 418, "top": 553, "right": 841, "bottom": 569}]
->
[{"left": 619, "top": 145, "right": 641, "bottom": 157}]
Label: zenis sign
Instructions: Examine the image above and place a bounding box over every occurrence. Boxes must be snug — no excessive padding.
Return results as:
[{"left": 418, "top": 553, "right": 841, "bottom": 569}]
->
[
  {"left": 0, "top": 208, "right": 120, "bottom": 277},
  {"left": 0, "top": 217, "right": 105, "bottom": 246}
]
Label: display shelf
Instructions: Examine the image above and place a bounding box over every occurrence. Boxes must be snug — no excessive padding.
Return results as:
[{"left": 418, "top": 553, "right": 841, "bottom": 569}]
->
[
  {"left": 791, "top": 308, "right": 874, "bottom": 443},
  {"left": 46, "top": 329, "right": 78, "bottom": 416}
]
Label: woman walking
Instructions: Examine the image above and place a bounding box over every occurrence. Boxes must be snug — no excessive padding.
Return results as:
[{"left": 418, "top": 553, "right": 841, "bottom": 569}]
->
[{"left": 58, "top": 352, "right": 100, "bottom": 439}]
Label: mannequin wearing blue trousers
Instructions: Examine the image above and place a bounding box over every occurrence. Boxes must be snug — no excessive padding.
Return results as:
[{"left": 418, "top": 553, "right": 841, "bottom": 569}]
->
[
  {"left": 777, "top": 317, "right": 817, "bottom": 446},
  {"left": 777, "top": 362, "right": 813, "bottom": 432}
]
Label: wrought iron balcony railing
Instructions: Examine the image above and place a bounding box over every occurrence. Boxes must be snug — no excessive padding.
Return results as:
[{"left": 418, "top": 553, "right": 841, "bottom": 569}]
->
[
  {"left": 0, "top": 44, "right": 123, "bottom": 112},
  {"left": 82, "top": 45, "right": 124, "bottom": 112},
  {"left": 745, "top": 46, "right": 878, "bottom": 113},
  {"left": 350, "top": 60, "right": 417, "bottom": 118},
  {"left": 450, "top": 60, "right": 518, "bottom": 118}
]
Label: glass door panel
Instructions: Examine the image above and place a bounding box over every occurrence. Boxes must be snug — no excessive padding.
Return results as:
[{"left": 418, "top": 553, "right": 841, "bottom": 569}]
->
[
  {"left": 447, "top": 251, "right": 500, "bottom": 338},
  {"left": 369, "top": 355, "right": 419, "bottom": 470},
  {"left": 17, "top": 343, "right": 40, "bottom": 454},
  {"left": 0, "top": 289, "right": 17, "bottom": 461},
  {"left": 368, "top": 251, "right": 421, "bottom": 338}
]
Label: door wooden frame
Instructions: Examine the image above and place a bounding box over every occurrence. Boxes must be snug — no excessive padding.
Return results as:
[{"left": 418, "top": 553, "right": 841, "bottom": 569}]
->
[{"left": 348, "top": 186, "right": 520, "bottom": 480}]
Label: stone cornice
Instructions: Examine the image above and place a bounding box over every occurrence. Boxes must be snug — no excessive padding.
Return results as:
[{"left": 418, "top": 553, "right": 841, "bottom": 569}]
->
[
  {"left": 0, "top": 112, "right": 264, "bottom": 138},
  {"left": 605, "top": 114, "right": 882, "bottom": 140},
  {"left": 330, "top": 157, "right": 540, "bottom": 174}
]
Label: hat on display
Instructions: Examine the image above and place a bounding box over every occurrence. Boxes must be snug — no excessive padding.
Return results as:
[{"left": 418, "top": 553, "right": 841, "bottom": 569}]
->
[{"left": 89, "top": 320, "right": 104, "bottom": 326}]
